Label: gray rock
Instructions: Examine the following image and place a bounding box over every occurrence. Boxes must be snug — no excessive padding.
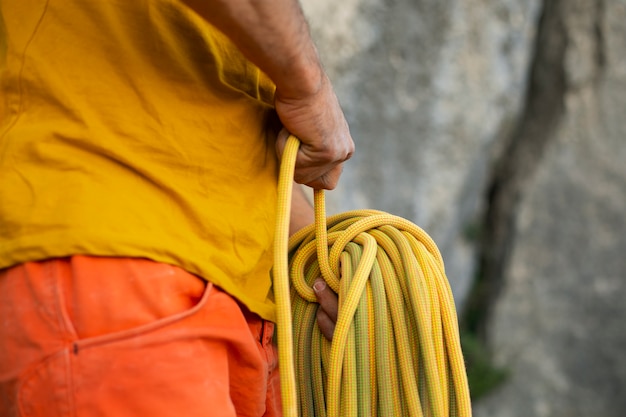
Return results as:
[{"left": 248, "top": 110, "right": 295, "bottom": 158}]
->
[
  {"left": 301, "top": 0, "right": 541, "bottom": 308},
  {"left": 474, "top": 1, "right": 626, "bottom": 416},
  {"left": 300, "top": 0, "right": 626, "bottom": 415}
]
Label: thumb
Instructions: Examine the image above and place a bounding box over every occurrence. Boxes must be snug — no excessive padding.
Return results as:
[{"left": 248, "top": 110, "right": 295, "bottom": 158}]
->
[
  {"left": 275, "top": 128, "right": 291, "bottom": 162},
  {"left": 313, "top": 278, "right": 338, "bottom": 323}
]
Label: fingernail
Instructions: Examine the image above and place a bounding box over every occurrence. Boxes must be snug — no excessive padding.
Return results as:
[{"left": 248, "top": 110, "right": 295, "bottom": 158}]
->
[{"left": 313, "top": 280, "right": 326, "bottom": 293}]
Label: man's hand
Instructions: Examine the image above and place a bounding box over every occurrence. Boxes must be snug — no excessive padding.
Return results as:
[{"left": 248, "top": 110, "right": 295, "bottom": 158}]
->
[
  {"left": 275, "top": 75, "right": 354, "bottom": 190},
  {"left": 313, "top": 278, "right": 338, "bottom": 341}
]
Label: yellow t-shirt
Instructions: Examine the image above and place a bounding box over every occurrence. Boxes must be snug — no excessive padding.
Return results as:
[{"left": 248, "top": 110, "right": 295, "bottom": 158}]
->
[{"left": 0, "top": 1, "right": 279, "bottom": 320}]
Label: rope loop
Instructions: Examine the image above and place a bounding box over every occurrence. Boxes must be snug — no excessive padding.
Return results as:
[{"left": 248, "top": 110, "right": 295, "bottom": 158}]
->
[{"left": 274, "top": 135, "right": 472, "bottom": 417}]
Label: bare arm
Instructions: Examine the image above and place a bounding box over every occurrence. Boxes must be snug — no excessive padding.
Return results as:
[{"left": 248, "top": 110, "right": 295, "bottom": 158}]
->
[
  {"left": 289, "top": 182, "right": 314, "bottom": 236},
  {"left": 180, "top": 0, "right": 354, "bottom": 189}
]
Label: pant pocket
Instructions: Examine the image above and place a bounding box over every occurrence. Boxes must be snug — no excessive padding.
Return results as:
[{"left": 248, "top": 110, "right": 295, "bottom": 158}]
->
[
  {"left": 18, "top": 277, "right": 220, "bottom": 417},
  {"left": 12, "top": 257, "right": 269, "bottom": 417},
  {"left": 58, "top": 256, "right": 208, "bottom": 340}
]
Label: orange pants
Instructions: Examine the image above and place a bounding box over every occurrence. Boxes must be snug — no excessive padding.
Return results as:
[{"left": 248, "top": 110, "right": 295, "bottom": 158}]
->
[{"left": 0, "top": 256, "right": 282, "bottom": 417}]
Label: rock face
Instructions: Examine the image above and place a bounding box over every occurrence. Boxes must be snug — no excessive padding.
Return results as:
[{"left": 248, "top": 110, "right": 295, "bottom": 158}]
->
[
  {"left": 474, "top": 1, "right": 626, "bottom": 416},
  {"left": 301, "top": 0, "right": 626, "bottom": 415}
]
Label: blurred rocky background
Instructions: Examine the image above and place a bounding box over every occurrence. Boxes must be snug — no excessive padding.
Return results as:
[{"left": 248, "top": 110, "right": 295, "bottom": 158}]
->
[{"left": 300, "top": 0, "right": 626, "bottom": 415}]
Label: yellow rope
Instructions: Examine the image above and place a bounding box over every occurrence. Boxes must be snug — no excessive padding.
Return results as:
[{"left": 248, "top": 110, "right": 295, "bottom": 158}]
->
[{"left": 274, "top": 135, "right": 472, "bottom": 417}]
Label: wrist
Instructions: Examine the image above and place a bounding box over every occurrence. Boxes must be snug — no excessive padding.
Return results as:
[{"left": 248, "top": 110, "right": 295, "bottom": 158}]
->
[{"left": 274, "top": 54, "right": 326, "bottom": 100}]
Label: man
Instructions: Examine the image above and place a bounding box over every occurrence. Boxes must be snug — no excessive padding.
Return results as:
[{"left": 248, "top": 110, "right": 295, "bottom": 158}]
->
[{"left": 0, "top": 0, "right": 351, "bottom": 416}]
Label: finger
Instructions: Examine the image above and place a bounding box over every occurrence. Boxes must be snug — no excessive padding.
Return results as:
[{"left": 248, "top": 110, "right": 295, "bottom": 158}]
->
[
  {"left": 277, "top": 131, "right": 341, "bottom": 189},
  {"left": 303, "top": 163, "right": 344, "bottom": 190},
  {"left": 313, "top": 279, "right": 338, "bottom": 322},
  {"left": 316, "top": 308, "right": 336, "bottom": 341}
]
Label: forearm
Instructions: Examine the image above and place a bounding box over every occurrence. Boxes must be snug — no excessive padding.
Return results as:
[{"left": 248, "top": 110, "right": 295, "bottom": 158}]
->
[
  {"left": 289, "top": 182, "right": 314, "bottom": 236},
  {"left": 180, "top": 0, "right": 323, "bottom": 98}
]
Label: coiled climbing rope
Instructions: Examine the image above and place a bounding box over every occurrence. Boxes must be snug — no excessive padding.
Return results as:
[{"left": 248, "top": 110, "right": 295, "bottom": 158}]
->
[{"left": 273, "top": 135, "right": 472, "bottom": 417}]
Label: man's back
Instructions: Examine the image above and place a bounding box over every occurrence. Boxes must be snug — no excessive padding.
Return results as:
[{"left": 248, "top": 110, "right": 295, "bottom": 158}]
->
[{"left": 0, "top": 0, "right": 280, "bottom": 319}]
